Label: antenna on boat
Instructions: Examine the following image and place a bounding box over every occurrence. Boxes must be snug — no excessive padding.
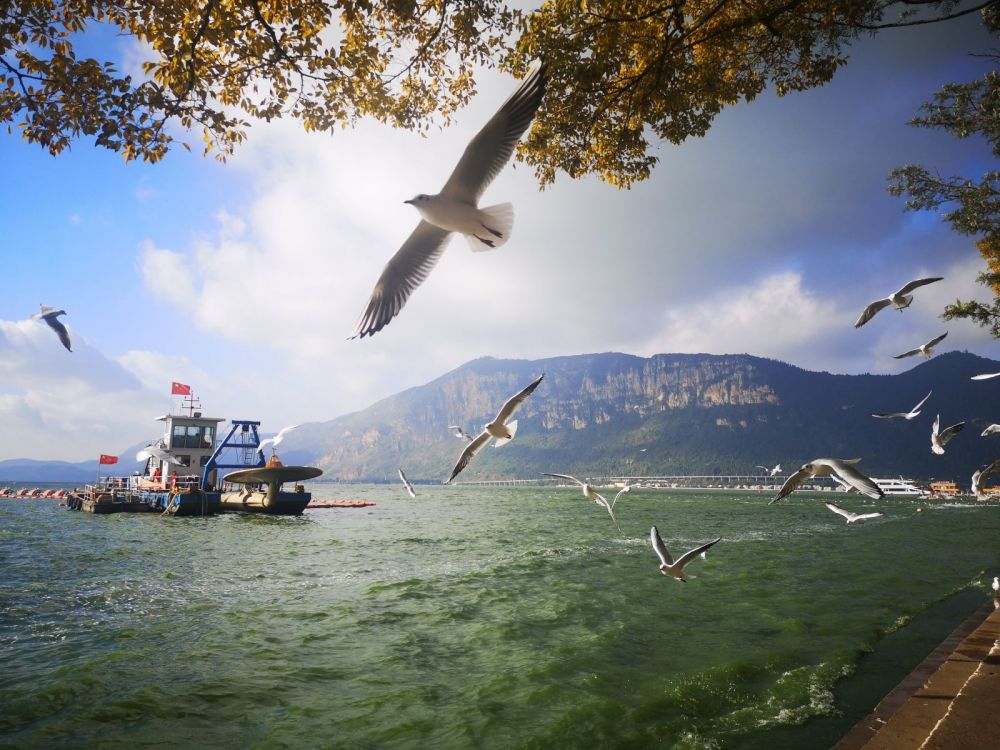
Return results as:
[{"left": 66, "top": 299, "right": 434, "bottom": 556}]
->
[{"left": 180, "top": 392, "right": 202, "bottom": 417}]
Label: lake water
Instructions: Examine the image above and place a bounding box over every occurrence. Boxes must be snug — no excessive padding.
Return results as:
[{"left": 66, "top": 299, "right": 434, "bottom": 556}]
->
[{"left": 2, "top": 486, "right": 998, "bottom": 749}]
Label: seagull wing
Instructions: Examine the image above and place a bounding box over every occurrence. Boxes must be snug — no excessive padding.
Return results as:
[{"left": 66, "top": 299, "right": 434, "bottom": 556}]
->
[
  {"left": 258, "top": 437, "right": 276, "bottom": 453},
  {"left": 398, "top": 468, "right": 416, "bottom": 498},
  {"left": 872, "top": 412, "right": 907, "bottom": 419},
  {"left": 911, "top": 391, "right": 933, "bottom": 413},
  {"left": 650, "top": 526, "right": 673, "bottom": 566},
  {"left": 855, "top": 298, "right": 891, "bottom": 328},
  {"left": 939, "top": 422, "right": 966, "bottom": 444},
  {"left": 275, "top": 424, "right": 301, "bottom": 441},
  {"left": 446, "top": 430, "right": 492, "bottom": 483},
  {"left": 853, "top": 512, "right": 884, "bottom": 521},
  {"left": 675, "top": 538, "right": 722, "bottom": 569},
  {"left": 44, "top": 315, "right": 72, "bottom": 351},
  {"left": 439, "top": 62, "right": 547, "bottom": 203},
  {"left": 611, "top": 484, "right": 631, "bottom": 509},
  {"left": 896, "top": 277, "right": 944, "bottom": 296},
  {"left": 972, "top": 372, "right": 1000, "bottom": 381},
  {"left": 981, "top": 424, "right": 1000, "bottom": 437},
  {"left": 824, "top": 459, "right": 883, "bottom": 500},
  {"left": 755, "top": 465, "right": 771, "bottom": 471},
  {"left": 352, "top": 221, "right": 453, "bottom": 339},
  {"left": 925, "top": 331, "right": 948, "bottom": 349},
  {"left": 770, "top": 467, "right": 810, "bottom": 504},
  {"left": 494, "top": 374, "right": 544, "bottom": 423},
  {"left": 893, "top": 347, "right": 921, "bottom": 359},
  {"left": 824, "top": 502, "right": 855, "bottom": 521},
  {"left": 541, "top": 472, "right": 585, "bottom": 488}
]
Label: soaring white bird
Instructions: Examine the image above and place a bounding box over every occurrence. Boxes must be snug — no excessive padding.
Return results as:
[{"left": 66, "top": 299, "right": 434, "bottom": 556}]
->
[
  {"left": 872, "top": 390, "right": 932, "bottom": 420},
  {"left": 352, "top": 63, "right": 547, "bottom": 339},
  {"left": 893, "top": 331, "right": 948, "bottom": 360},
  {"left": 854, "top": 277, "right": 943, "bottom": 328},
  {"left": 445, "top": 374, "right": 544, "bottom": 483},
  {"left": 972, "top": 459, "right": 1000, "bottom": 500},
  {"left": 982, "top": 424, "right": 1000, "bottom": 437},
  {"left": 448, "top": 425, "right": 474, "bottom": 441},
  {"left": 972, "top": 372, "right": 1000, "bottom": 381},
  {"left": 824, "top": 502, "right": 883, "bottom": 525},
  {"left": 136, "top": 443, "right": 188, "bottom": 467},
  {"left": 931, "top": 415, "right": 965, "bottom": 455},
  {"left": 992, "top": 576, "right": 999, "bottom": 595},
  {"left": 32, "top": 304, "right": 72, "bottom": 352},
  {"left": 649, "top": 526, "right": 722, "bottom": 583},
  {"left": 611, "top": 483, "right": 633, "bottom": 510},
  {"left": 542, "top": 472, "right": 621, "bottom": 531},
  {"left": 258, "top": 424, "right": 301, "bottom": 457},
  {"left": 398, "top": 468, "right": 416, "bottom": 498},
  {"left": 770, "top": 459, "right": 883, "bottom": 504},
  {"left": 755, "top": 463, "right": 782, "bottom": 476}
]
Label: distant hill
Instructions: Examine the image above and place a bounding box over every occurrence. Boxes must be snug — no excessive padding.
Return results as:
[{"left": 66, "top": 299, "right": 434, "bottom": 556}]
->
[
  {"left": 276, "top": 350, "right": 1000, "bottom": 484},
  {"left": 5, "top": 351, "right": 998, "bottom": 485}
]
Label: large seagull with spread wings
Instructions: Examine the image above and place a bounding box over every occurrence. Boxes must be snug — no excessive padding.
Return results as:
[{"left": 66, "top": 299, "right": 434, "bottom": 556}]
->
[{"left": 352, "top": 63, "right": 547, "bottom": 339}]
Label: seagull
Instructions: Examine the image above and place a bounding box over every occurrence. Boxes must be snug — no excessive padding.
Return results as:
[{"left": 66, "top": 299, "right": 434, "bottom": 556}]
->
[
  {"left": 32, "top": 304, "right": 72, "bottom": 351},
  {"left": 824, "top": 502, "right": 883, "bottom": 525},
  {"left": 992, "top": 576, "right": 999, "bottom": 595},
  {"left": 649, "top": 526, "right": 722, "bottom": 583},
  {"left": 893, "top": 331, "right": 948, "bottom": 360},
  {"left": 448, "top": 425, "right": 474, "bottom": 441},
  {"left": 352, "top": 63, "right": 547, "bottom": 339},
  {"left": 931, "top": 414, "right": 965, "bottom": 455},
  {"left": 755, "top": 463, "right": 782, "bottom": 476},
  {"left": 445, "top": 374, "right": 544, "bottom": 483},
  {"left": 972, "top": 372, "right": 1000, "bottom": 381},
  {"left": 872, "top": 390, "right": 932, "bottom": 420},
  {"left": 982, "top": 424, "right": 1000, "bottom": 437},
  {"left": 136, "top": 443, "right": 188, "bottom": 467},
  {"left": 398, "top": 468, "right": 416, "bottom": 498},
  {"left": 972, "top": 459, "right": 1000, "bottom": 500},
  {"left": 770, "top": 459, "right": 883, "bottom": 504},
  {"left": 854, "top": 277, "right": 944, "bottom": 328},
  {"left": 258, "top": 424, "right": 301, "bottom": 457},
  {"left": 543, "top": 472, "right": 621, "bottom": 531}
]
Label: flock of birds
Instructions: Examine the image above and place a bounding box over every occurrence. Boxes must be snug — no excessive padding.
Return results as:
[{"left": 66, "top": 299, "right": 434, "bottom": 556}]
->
[{"left": 25, "top": 61, "right": 1000, "bottom": 581}]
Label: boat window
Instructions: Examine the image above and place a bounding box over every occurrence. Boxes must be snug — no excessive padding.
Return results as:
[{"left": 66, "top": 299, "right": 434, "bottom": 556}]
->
[
  {"left": 178, "top": 454, "right": 191, "bottom": 467},
  {"left": 171, "top": 425, "right": 186, "bottom": 449},
  {"left": 200, "top": 455, "right": 210, "bottom": 467},
  {"left": 202, "top": 425, "right": 215, "bottom": 448}
]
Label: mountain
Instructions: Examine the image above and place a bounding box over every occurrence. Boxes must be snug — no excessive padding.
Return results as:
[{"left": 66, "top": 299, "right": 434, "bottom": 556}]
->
[
  {"left": 0, "top": 441, "right": 149, "bottom": 483},
  {"left": 276, "top": 350, "right": 1000, "bottom": 483}
]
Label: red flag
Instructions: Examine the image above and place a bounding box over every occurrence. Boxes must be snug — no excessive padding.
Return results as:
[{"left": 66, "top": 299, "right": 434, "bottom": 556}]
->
[
  {"left": 99, "top": 454, "right": 118, "bottom": 465},
  {"left": 171, "top": 381, "right": 191, "bottom": 396}
]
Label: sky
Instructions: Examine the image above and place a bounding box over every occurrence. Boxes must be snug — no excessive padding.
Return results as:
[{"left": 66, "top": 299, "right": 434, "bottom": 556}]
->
[{"left": 1, "top": 13, "right": 998, "bottom": 461}]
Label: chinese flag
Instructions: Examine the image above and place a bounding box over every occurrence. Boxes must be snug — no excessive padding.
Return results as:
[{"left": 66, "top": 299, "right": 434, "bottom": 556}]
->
[
  {"left": 99, "top": 454, "right": 118, "bottom": 465},
  {"left": 171, "top": 382, "right": 191, "bottom": 396}
]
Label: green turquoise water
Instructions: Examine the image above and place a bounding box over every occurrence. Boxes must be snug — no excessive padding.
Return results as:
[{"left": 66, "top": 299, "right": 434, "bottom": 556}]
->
[{"left": 2, "top": 486, "right": 998, "bottom": 749}]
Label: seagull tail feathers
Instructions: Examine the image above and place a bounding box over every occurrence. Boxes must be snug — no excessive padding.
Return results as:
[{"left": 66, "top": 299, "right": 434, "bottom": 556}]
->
[
  {"left": 466, "top": 203, "right": 514, "bottom": 252},
  {"left": 493, "top": 419, "right": 518, "bottom": 447}
]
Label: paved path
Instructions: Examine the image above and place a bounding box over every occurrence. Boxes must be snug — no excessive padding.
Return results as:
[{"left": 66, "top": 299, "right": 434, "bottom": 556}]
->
[{"left": 835, "top": 601, "right": 1000, "bottom": 750}]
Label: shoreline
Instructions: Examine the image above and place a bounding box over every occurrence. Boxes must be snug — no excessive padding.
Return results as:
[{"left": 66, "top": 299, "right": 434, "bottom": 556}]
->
[{"left": 834, "top": 598, "right": 1000, "bottom": 749}]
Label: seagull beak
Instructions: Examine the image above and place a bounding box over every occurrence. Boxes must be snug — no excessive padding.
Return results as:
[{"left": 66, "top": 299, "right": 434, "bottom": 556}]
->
[{"left": 403, "top": 199, "right": 413, "bottom": 205}]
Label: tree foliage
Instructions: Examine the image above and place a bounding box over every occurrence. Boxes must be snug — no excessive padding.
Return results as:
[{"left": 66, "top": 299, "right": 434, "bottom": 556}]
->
[
  {"left": 1, "top": 0, "right": 992, "bottom": 186},
  {"left": 888, "top": 9, "right": 1000, "bottom": 337}
]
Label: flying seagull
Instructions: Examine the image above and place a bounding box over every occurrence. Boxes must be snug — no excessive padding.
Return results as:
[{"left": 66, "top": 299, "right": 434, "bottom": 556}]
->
[
  {"left": 649, "top": 526, "right": 722, "bottom": 583},
  {"left": 982, "top": 424, "right": 1000, "bottom": 437},
  {"left": 972, "top": 372, "right": 1000, "bottom": 381},
  {"left": 770, "top": 458, "right": 883, "bottom": 504},
  {"left": 972, "top": 459, "right": 1000, "bottom": 500},
  {"left": 824, "top": 502, "right": 883, "bottom": 525},
  {"left": 931, "top": 414, "right": 965, "bottom": 455},
  {"left": 398, "top": 468, "right": 416, "bottom": 498},
  {"left": 893, "top": 331, "right": 948, "bottom": 360},
  {"left": 755, "top": 463, "right": 782, "bottom": 476},
  {"left": 872, "top": 390, "right": 932, "bottom": 420},
  {"left": 352, "top": 63, "right": 547, "bottom": 339},
  {"left": 259, "top": 424, "right": 301, "bottom": 457},
  {"left": 32, "top": 304, "right": 72, "bottom": 352},
  {"left": 854, "top": 277, "right": 943, "bottom": 328},
  {"left": 136, "top": 443, "right": 188, "bottom": 467},
  {"left": 448, "top": 425, "right": 474, "bottom": 441},
  {"left": 445, "top": 374, "right": 544, "bottom": 483},
  {"left": 542, "top": 472, "right": 621, "bottom": 531}
]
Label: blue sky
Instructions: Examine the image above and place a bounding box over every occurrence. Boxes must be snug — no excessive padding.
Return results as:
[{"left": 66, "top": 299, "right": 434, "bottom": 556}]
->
[{"left": 1, "top": 15, "right": 997, "bottom": 461}]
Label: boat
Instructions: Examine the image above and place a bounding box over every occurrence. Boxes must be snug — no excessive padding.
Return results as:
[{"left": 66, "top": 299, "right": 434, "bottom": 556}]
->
[
  {"left": 872, "top": 477, "right": 928, "bottom": 497},
  {"left": 928, "top": 479, "right": 961, "bottom": 499},
  {"left": 66, "top": 392, "right": 323, "bottom": 516}
]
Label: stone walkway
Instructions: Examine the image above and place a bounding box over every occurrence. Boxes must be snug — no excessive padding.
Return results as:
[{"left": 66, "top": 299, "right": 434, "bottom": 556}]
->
[{"left": 835, "top": 601, "right": 1000, "bottom": 750}]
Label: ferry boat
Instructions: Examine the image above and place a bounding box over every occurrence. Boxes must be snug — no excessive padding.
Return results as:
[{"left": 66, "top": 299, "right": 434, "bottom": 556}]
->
[
  {"left": 928, "top": 479, "right": 961, "bottom": 499},
  {"left": 66, "top": 393, "right": 322, "bottom": 516},
  {"left": 872, "top": 477, "right": 928, "bottom": 497}
]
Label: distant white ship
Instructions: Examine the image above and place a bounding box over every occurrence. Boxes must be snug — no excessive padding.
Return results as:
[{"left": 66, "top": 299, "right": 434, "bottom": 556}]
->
[{"left": 872, "top": 477, "right": 927, "bottom": 497}]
